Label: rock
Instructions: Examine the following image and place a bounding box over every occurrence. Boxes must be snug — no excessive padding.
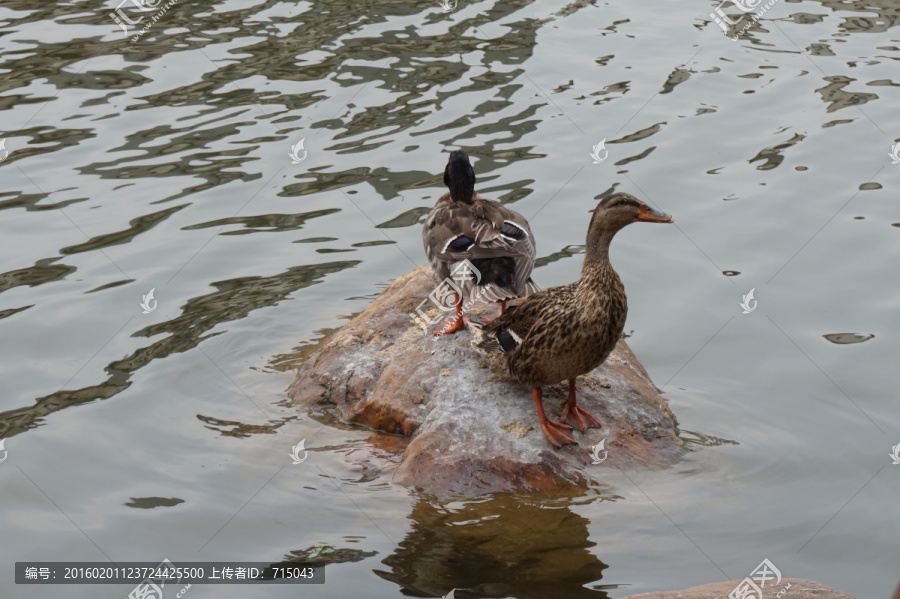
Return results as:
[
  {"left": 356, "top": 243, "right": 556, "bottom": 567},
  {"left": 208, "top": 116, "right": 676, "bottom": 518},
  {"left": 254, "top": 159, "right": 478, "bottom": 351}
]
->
[
  {"left": 620, "top": 578, "right": 856, "bottom": 599},
  {"left": 288, "top": 265, "right": 681, "bottom": 496}
]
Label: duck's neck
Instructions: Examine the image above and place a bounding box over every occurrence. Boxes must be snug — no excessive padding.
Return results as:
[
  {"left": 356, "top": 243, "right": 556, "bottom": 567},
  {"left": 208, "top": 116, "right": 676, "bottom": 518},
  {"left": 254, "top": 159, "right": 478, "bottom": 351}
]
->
[
  {"left": 450, "top": 183, "right": 474, "bottom": 204},
  {"left": 445, "top": 161, "right": 475, "bottom": 204},
  {"left": 579, "top": 248, "right": 618, "bottom": 289},
  {"left": 583, "top": 216, "right": 622, "bottom": 271},
  {"left": 578, "top": 216, "right": 626, "bottom": 293}
]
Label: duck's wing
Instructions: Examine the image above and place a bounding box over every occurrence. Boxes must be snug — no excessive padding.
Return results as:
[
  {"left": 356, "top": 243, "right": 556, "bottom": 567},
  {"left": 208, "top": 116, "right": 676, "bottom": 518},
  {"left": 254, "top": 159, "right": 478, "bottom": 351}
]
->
[
  {"left": 423, "top": 193, "right": 542, "bottom": 303},
  {"left": 472, "top": 286, "right": 568, "bottom": 353},
  {"left": 424, "top": 196, "right": 509, "bottom": 258},
  {"left": 422, "top": 193, "right": 459, "bottom": 282},
  {"left": 437, "top": 198, "right": 539, "bottom": 282},
  {"left": 489, "top": 201, "right": 540, "bottom": 297}
]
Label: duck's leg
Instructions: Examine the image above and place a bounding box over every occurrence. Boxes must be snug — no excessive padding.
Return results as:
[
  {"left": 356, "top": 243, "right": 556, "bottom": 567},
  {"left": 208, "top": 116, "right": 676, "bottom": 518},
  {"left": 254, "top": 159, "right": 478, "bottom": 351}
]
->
[
  {"left": 559, "top": 378, "right": 602, "bottom": 432},
  {"left": 532, "top": 387, "right": 574, "bottom": 447},
  {"left": 434, "top": 299, "right": 466, "bottom": 335},
  {"left": 477, "top": 300, "right": 507, "bottom": 325}
]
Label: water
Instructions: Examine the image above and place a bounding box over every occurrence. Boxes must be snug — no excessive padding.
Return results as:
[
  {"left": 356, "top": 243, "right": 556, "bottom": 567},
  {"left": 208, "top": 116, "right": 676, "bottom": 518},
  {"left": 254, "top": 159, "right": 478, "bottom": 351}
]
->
[{"left": 1, "top": 0, "right": 899, "bottom": 597}]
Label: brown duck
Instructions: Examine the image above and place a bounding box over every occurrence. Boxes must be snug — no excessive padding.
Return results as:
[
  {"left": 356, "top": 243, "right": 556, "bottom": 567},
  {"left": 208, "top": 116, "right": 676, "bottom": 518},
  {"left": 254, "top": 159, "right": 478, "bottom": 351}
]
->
[
  {"left": 473, "top": 193, "right": 673, "bottom": 447},
  {"left": 423, "top": 150, "right": 541, "bottom": 334}
]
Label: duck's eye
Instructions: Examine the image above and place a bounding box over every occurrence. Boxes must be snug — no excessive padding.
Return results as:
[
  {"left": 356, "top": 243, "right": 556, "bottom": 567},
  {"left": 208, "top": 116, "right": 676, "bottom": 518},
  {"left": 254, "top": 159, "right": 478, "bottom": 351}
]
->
[
  {"left": 446, "top": 235, "right": 474, "bottom": 252},
  {"left": 500, "top": 222, "right": 526, "bottom": 240}
]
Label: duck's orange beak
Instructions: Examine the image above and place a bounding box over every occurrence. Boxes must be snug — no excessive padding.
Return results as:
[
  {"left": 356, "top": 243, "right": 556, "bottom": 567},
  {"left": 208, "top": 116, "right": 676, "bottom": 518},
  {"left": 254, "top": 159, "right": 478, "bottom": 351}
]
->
[{"left": 636, "top": 205, "right": 673, "bottom": 223}]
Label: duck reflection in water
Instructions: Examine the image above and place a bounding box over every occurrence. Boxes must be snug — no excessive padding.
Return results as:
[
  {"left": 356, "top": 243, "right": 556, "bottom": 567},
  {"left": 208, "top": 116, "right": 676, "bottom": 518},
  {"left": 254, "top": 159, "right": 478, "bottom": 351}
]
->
[{"left": 375, "top": 494, "right": 617, "bottom": 598}]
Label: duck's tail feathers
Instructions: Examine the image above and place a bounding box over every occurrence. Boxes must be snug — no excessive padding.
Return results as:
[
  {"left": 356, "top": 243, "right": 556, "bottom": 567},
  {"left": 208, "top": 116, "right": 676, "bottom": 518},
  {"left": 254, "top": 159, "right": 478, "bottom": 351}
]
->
[
  {"left": 470, "top": 278, "right": 542, "bottom": 305},
  {"left": 470, "top": 284, "right": 515, "bottom": 304},
  {"left": 469, "top": 321, "right": 503, "bottom": 353},
  {"left": 521, "top": 278, "right": 543, "bottom": 296},
  {"left": 470, "top": 322, "right": 521, "bottom": 354}
]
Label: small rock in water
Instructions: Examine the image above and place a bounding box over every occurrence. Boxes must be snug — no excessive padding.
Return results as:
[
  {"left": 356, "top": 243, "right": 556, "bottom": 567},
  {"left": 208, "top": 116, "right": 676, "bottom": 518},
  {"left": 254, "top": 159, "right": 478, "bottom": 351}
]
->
[{"left": 823, "top": 332, "right": 874, "bottom": 344}]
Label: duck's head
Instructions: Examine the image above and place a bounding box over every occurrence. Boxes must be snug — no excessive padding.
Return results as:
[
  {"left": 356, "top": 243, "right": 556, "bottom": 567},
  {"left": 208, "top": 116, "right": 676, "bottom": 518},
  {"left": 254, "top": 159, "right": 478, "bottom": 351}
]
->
[
  {"left": 443, "top": 150, "right": 476, "bottom": 204},
  {"left": 586, "top": 193, "right": 672, "bottom": 254},
  {"left": 591, "top": 192, "right": 672, "bottom": 230}
]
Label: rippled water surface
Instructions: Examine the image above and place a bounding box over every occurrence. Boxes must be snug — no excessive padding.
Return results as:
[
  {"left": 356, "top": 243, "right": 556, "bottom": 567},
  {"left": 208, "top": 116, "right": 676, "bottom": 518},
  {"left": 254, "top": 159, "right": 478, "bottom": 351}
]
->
[{"left": 2, "top": 0, "right": 899, "bottom": 597}]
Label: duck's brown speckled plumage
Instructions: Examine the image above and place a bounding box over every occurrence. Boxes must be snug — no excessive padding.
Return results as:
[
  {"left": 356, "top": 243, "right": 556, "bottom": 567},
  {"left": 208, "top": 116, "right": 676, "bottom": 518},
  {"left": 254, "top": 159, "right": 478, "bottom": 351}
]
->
[
  {"left": 474, "top": 192, "right": 673, "bottom": 446},
  {"left": 488, "top": 265, "right": 628, "bottom": 386},
  {"left": 423, "top": 151, "right": 540, "bottom": 307}
]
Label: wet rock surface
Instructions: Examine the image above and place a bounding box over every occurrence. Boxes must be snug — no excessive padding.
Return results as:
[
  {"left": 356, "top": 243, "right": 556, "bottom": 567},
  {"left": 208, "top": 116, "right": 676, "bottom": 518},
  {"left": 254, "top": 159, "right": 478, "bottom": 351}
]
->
[{"left": 288, "top": 265, "right": 682, "bottom": 496}]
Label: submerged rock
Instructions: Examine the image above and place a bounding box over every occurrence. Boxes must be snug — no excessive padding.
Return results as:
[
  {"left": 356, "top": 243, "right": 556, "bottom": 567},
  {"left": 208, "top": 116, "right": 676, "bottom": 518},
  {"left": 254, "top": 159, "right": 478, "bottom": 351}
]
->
[
  {"left": 288, "top": 265, "right": 681, "bottom": 496},
  {"left": 621, "top": 578, "right": 856, "bottom": 599}
]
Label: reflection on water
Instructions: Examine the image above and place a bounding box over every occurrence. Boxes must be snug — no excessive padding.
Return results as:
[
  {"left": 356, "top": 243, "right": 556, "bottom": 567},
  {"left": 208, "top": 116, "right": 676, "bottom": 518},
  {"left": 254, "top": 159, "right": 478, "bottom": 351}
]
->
[{"left": 376, "top": 496, "right": 613, "bottom": 598}]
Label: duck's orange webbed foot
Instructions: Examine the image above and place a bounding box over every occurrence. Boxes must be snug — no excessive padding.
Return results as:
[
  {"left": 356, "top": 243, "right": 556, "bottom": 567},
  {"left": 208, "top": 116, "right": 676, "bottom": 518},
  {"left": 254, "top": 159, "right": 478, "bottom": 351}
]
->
[
  {"left": 532, "top": 386, "right": 576, "bottom": 448},
  {"left": 560, "top": 403, "right": 601, "bottom": 432},
  {"left": 434, "top": 316, "right": 466, "bottom": 335},
  {"left": 540, "top": 418, "right": 575, "bottom": 448},
  {"left": 559, "top": 378, "right": 601, "bottom": 432},
  {"left": 433, "top": 301, "right": 466, "bottom": 335}
]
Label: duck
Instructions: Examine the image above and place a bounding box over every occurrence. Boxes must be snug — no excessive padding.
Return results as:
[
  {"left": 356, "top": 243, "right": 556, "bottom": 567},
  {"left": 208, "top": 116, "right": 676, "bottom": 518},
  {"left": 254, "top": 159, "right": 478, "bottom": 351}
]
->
[
  {"left": 472, "top": 193, "right": 673, "bottom": 447},
  {"left": 422, "top": 150, "right": 541, "bottom": 334}
]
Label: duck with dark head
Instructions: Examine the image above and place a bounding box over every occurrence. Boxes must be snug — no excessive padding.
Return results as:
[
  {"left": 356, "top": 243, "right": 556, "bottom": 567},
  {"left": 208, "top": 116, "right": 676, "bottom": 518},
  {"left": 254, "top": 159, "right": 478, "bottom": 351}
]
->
[
  {"left": 473, "top": 193, "right": 673, "bottom": 447},
  {"left": 423, "top": 151, "right": 541, "bottom": 334}
]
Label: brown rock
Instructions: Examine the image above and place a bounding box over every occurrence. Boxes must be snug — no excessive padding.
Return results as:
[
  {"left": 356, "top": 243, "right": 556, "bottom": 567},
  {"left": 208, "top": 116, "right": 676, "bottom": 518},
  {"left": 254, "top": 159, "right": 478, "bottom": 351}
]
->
[
  {"left": 288, "top": 265, "right": 682, "bottom": 496},
  {"left": 621, "top": 578, "right": 856, "bottom": 599}
]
